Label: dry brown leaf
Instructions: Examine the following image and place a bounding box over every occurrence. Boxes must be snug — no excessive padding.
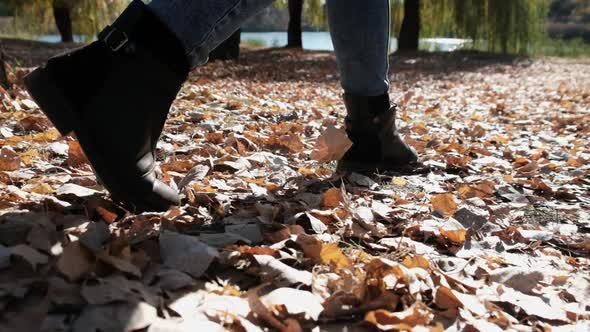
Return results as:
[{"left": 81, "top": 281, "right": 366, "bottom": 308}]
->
[
  {"left": 238, "top": 245, "right": 279, "bottom": 257},
  {"left": 96, "top": 207, "right": 118, "bottom": 224},
  {"left": 57, "top": 241, "right": 95, "bottom": 282},
  {"left": 66, "top": 140, "right": 89, "bottom": 168},
  {"left": 457, "top": 181, "right": 496, "bottom": 199},
  {"left": 310, "top": 125, "right": 352, "bottom": 162},
  {"left": 295, "top": 234, "right": 322, "bottom": 262},
  {"left": 279, "top": 134, "right": 305, "bottom": 153},
  {"left": 0, "top": 146, "right": 21, "bottom": 171},
  {"left": 321, "top": 187, "right": 342, "bottom": 209},
  {"left": 248, "top": 285, "right": 302, "bottom": 332}
]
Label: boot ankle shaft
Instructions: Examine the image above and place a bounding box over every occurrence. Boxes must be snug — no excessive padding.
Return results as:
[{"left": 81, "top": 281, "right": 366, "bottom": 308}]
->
[
  {"left": 98, "top": 0, "right": 190, "bottom": 76},
  {"left": 343, "top": 93, "right": 391, "bottom": 119}
]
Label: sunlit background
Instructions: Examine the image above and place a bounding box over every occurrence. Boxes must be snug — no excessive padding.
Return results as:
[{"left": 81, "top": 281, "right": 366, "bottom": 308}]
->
[{"left": 0, "top": 0, "right": 588, "bottom": 56}]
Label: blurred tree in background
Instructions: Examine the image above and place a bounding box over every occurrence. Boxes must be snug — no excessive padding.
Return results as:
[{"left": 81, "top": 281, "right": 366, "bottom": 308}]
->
[
  {"left": 278, "top": 0, "right": 549, "bottom": 54},
  {"left": 392, "top": 0, "right": 548, "bottom": 53},
  {"left": 0, "top": 0, "right": 126, "bottom": 42},
  {"left": 274, "top": 0, "right": 324, "bottom": 49}
]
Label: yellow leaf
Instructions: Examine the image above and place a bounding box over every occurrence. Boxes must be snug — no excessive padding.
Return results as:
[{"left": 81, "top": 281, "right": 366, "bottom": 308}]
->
[
  {"left": 430, "top": 193, "right": 458, "bottom": 218},
  {"left": 320, "top": 243, "right": 351, "bottom": 269},
  {"left": 23, "top": 183, "right": 53, "bottom": 194},
  {"left": 439, "top": 228, "right": 467, "bottom": 244},
  {"left": 457, "top": 181, "right": 496, "bottom": 199},
  {"left": 391, "top": 177, "right": 408, "bottom": 187},
  {"left": 402, "top": 255, "right": 430, "bottom": 269},
  {"left": 365, "top": 302, "right": 433, "bottom": 331},
  {"left": 19, "top": 149, "right": 39, "bottom": 167}
]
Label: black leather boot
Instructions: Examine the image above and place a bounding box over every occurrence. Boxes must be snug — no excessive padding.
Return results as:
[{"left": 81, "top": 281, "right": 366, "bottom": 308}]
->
[
  {"left": 24, "top": 0, "right": 190, "bottom": 212},
  {"left": 336, "top": 93, "right": 418, "bottom": 173}
]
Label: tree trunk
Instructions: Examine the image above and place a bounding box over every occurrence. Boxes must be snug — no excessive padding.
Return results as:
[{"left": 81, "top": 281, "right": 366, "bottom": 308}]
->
[
  {"left": 0, "top": 42, "right": 10, "bottom": 90},
  {"left": 53, "top": 4, "right": 73, "bottom": 43},
  {"left": 286, "top": 0, "right": 303, "bottom": 48},
  {"left": 398, "top": 0, "right": 420, "bottom": 51},
  {"left": 210, "top": 29, "right": 241, "bottom": 60}
]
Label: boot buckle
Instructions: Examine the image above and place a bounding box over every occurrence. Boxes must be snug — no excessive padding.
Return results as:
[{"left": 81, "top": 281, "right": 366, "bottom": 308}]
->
[{"left": 101, "top": 26, "right": 129, "bottom": 52}]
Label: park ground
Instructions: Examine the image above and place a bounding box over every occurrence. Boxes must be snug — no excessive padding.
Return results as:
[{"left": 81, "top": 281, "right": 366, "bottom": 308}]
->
[{"left": 0, "top": 40, "right": 589, "bottom": 331}]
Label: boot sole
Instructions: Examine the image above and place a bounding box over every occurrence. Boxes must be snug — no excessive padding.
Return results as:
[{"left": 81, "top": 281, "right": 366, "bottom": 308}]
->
[{"left": 24, "top": 68, "right": 172, "bottom": 212}]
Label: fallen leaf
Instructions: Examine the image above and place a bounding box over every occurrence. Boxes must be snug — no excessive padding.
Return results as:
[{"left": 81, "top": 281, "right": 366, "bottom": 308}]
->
[
  {"left": 153, "top": 269, "right": 195, "bottom": 291},
  {"left": 73, "top": 302, "right": 157, "bottom": 332},
  {"left": 248, "top": 285, "right": 298, "bottom": 332},
  {"left": 310, "top": 125, "right": 352, "bottom": 162},
  {"left": 79, "top": 222, "right": 110, "bottom": 254},
  {"left": 439, "top": 219, "right": 467, "bottom": 245},
  {"left": 148, "top": 318, "right": 226, "bottom": 332},
  {"left": 0, "top": 244, "right": 10, "bottom": 269},
  {"left": 488, "top": 267, "right": 544, "bottom": 294},
  {"left": 96, "top": 252, "right": 141, "bottom": 277},
  {"left": 295, "top": 234, "right": 322, "bottom": 262},
  {"left": 453, "top": 207, "right": 487, "bottom": 231},
  {"left": 496, "top": 285, "right": 568, "bottom": 321},
  {"left": 81, "top": 275, "right": 154, "bottom": 305},
  {"left": 261, "top": 288, "right": 324, "bottom": 320},
  {"left": 0, "top": 147, "right": 21, "bottom": 171},
  {"left": 321, "top": 187, "right": 342, "bottom": 209},
  {"left": 66, "top": 140, "right": 89, "bottom": 167},
  {"left": 431, "top": 193, "right": 458, "bottom": 218},
  {"left": 96, "top": 207, "right": 118, "bottom": 223},
  {"left": 435, "top": 286, "right": 486, "bottom": 316},
  {"left": 57, "top": 241, "right": 95, "bottom": 282},
  {"left": 402, "top": 255, "right": 430, "bottom": 269},
  {"left": 159, "top": 231, "right": 218, "bottom": 278},
  {"left": 365, "top": 302, "right": 434, "bottom": 331},
  {"left": 254, "top": 255, "right": 312, "bottom": 286},
  {"left": 320, "top": 243, "right": 352, "bottom": 269},
  {"left": 9, "top": 244, "right": 48, "bottom": 270},
  {"left": 56, "top": 184, "right": 99, "bottom": 198}
]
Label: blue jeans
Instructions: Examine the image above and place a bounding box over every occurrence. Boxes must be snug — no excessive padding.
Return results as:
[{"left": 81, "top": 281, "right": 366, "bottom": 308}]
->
[{"left": 148, "top": 0, "right": 390, "bottom": 97}]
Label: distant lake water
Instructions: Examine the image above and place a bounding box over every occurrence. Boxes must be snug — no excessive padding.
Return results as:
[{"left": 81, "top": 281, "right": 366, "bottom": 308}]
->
[
  {"left": 37, "top": 31, "right": 470, "bottom": 53},
  {"left": 241, "top": 32, "right": 470, "bottom": 52}
]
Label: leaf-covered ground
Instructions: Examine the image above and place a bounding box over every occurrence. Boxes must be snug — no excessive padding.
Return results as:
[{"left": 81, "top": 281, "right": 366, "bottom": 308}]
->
[{"left": 0, "top": 47, "right": 589, "bottom": 332}]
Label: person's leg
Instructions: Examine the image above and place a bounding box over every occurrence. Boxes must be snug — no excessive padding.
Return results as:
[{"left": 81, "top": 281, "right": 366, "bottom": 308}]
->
[
  {"left": 149, "top": 0, "right": 274, "bottom": 67},
  {"left": 326, "top": 0, "right": 418, "bottom": 172},
  {"left": 326, "top": 0, "right": 390, "bottom": 96}
]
